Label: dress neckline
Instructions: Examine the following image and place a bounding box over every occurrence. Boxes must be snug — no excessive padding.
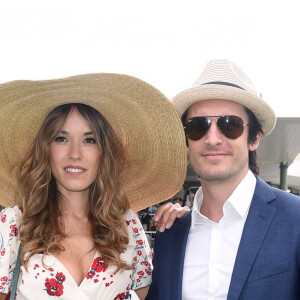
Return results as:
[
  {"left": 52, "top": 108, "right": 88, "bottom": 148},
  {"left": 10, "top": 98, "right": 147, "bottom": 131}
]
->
[{"left": 50, "top": 250, "right": 99, "bottom": 287}]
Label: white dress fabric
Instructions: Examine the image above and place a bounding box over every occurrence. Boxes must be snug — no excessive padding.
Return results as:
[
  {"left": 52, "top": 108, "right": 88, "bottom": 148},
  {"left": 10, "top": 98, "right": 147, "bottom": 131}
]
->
[{"left": 0, "top": 206, "right": 152, "bottom": 299}]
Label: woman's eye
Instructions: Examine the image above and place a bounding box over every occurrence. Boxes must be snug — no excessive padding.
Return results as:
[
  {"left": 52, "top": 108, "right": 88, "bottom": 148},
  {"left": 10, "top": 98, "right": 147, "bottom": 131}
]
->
[
  {"left": 54, "top": 136, "right": 67, "bottom": 142},
  {"left": 84, "top": 138, "right": 96, "bottom": 144}
]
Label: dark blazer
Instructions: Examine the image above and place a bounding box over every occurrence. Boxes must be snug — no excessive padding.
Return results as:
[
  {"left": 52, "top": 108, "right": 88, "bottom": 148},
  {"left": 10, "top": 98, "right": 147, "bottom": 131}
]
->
[{"left": 146, "top": 177, "right": 300, "bottom": 300}]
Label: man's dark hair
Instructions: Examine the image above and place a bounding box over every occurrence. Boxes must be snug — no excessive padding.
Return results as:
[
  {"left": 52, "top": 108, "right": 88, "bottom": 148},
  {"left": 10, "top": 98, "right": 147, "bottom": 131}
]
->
[
  {"left": 181, "top": 105, "right": 263, "bottom": 176},
  {"left": 245, "top": 107, "right": 263, "bottom": 175}
]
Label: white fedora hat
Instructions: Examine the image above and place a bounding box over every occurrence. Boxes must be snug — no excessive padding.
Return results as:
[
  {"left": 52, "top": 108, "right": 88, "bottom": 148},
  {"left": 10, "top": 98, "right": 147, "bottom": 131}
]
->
[{"left": 172, "top": 59, "right": 276, "bottom": 136}]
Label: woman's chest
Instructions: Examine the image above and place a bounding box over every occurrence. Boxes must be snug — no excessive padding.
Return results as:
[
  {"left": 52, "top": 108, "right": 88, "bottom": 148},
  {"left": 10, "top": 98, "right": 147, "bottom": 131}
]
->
[
  {"left": 54, "top": 236, "right": 96, "bottom": 286},
  {"left": 17, "top": 249, "right": 135, "bottom": 299}
]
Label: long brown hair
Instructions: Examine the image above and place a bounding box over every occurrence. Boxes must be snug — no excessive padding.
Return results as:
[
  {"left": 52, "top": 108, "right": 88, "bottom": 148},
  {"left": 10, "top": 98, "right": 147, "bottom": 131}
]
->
[{"left": 19, "top": 103, "right": 131, "bottom": 271}]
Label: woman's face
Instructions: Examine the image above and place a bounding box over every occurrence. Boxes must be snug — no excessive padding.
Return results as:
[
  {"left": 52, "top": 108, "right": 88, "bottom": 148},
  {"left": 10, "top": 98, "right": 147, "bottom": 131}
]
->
[{"left": 49, "top": 110, "right": 101, "bottom": 198}]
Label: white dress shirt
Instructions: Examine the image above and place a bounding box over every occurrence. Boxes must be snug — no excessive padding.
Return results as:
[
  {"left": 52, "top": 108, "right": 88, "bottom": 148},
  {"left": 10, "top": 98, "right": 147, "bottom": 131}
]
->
[{"left": 182, "top": 170, "right": 256, "bottom": 300}]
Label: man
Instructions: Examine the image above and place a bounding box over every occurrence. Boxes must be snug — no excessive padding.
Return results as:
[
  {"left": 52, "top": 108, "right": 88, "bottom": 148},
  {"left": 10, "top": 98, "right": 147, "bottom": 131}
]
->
[{"left": 146, "top": 59, "right": 300, "bottom": 299}]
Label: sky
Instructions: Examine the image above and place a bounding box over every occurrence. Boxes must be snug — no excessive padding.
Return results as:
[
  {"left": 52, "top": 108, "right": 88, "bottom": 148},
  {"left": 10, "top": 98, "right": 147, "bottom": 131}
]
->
[{"left": 1, "top": 0, "right": 300, "bottom": 118}]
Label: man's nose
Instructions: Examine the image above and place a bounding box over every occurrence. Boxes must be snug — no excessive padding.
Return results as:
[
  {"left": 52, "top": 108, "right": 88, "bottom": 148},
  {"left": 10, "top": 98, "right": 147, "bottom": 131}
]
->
[{"left": 204, "top": 120, "right": 223, "bottom": 146}]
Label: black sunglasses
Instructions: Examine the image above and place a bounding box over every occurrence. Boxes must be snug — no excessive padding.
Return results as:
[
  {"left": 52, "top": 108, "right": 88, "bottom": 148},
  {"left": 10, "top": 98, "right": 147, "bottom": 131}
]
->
[{"left": 184, "top": 115, "right": 248, "bottom": 141}]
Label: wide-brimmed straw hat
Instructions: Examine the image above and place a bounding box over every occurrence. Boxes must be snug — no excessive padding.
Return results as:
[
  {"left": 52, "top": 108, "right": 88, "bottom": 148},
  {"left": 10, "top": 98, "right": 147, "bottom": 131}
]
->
[
  {"left": 0, "top": 73, "right": 187, "bottom": 211},
  {"left": 172, "top": 59, "right": 276, "bottom": 136}
]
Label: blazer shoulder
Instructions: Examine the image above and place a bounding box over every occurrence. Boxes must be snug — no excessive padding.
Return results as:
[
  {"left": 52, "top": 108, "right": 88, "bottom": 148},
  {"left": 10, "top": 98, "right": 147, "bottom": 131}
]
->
[
  {"left": 271, "top": 186, "right": 300, "bottom": 210},
  {"left": 156, "top": 210, "right": 192, "bottom": 239},
  {"left": 256, "top": 177, "right": 300, "bottom": 205},
  {"left": 256, "top": 177, "right": 300, "bottom": 218}
]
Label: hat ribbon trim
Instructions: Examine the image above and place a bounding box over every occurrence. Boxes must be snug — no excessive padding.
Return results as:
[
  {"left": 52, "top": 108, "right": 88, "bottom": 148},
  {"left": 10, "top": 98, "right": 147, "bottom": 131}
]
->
[{"left": 202, "top": 81, "right": 245, "bottom": 90}]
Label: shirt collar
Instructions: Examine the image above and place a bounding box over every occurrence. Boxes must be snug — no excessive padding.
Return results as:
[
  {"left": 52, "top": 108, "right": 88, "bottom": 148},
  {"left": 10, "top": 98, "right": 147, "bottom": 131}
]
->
[{"left": 191, "top": 170, "right": 256, "bottom": 229}]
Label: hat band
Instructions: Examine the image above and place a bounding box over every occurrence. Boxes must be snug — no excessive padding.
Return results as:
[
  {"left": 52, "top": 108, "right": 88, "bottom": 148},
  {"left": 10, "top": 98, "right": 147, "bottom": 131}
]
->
[{"left": 202, "top": 81, "right": 245, "bottom": 90}]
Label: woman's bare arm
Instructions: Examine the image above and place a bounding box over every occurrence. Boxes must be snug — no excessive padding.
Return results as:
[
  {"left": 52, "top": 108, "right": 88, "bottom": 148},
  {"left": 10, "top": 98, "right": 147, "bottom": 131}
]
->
[
  {"left": 135, "top": 285, "right": 150, "bottom": 300},
  {"left": 0, "top": 293, "right": 7, "bottom": 300}
]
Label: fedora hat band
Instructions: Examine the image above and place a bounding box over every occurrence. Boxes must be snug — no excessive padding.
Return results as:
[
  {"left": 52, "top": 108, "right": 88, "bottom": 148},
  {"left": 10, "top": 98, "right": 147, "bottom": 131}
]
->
[{"left": 202, "top": 81, "right": 245, "bottom": 90}]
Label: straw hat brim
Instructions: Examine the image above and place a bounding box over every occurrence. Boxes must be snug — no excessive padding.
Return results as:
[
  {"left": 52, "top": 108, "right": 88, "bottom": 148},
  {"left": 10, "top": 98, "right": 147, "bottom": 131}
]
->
[
  {"left": 172, "top": 84, "right": 276, "bottom": 136},
  {"left": 0, "top": 73, "right": 187, "bottom": 211}
]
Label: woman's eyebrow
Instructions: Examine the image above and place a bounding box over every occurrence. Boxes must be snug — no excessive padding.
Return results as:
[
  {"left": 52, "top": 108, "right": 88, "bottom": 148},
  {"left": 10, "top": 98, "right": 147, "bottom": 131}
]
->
[
  {"left": 59, "top": 130, "right": 94, "bottom": 135},
  {"left": 84, "top": 132, "right": 94, "bottom": 136}
]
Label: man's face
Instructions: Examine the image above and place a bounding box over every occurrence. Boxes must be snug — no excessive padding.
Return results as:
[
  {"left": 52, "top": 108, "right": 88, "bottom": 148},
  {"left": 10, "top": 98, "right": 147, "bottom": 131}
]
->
[{"left": 187, "top": 99, "right": 261, "bottom": 185}]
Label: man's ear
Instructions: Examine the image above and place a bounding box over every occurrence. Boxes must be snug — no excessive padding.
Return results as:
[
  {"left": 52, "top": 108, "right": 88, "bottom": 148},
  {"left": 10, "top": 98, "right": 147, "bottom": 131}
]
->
[{"left": 249, "top": 132, "right": 263, "bottom": 151}]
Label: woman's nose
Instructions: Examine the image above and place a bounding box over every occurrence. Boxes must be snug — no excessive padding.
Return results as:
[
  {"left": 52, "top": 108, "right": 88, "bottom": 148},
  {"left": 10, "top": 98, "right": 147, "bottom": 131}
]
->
[{"left": 68, "top": 142, "right": 82, "bottom": 160}]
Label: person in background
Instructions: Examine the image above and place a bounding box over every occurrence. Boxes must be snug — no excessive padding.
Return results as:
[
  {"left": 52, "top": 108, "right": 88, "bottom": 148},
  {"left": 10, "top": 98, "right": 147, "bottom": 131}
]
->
[
  {"left": 147, "top": 205, "right": 158, "bottom": 216},
  {"left": 184, "top": 188, "right": 194, "bottom": 209},
  {"left": 0, "top": 73, "right": 188, "bottom": 300},
  {"left": 146, "top": 59, "right": 300, "bottom": 299},
  {"left": 139, "top": 209, "right": 151, "bottom": 231}
]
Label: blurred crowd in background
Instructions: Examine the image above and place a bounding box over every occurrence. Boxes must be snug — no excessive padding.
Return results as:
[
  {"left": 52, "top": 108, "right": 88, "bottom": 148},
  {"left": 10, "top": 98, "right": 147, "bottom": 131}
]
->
[{"left": 137, "top": 185, "right": 198, "bottom": 249}]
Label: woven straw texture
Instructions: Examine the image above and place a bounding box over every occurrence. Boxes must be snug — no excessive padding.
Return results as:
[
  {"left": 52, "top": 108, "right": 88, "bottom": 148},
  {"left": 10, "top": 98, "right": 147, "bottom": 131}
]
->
[
  {"left": 0, "top": 73, "right": 187, "bottom": 211},
  {"left": 172, "top": 59, "right": 276, "bottom": 136}
]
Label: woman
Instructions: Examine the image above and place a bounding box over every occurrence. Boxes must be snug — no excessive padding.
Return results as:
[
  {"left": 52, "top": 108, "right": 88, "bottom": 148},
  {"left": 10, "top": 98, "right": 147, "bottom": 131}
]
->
[{"left": 0, "top": 74, "right": 187, "bottom": 299}]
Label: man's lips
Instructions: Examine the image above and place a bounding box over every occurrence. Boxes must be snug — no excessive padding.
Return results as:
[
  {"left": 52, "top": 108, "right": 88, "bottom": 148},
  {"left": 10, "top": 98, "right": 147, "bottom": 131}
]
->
[{"left": 202, "top": 152, "right": 229, "bottom": 158}]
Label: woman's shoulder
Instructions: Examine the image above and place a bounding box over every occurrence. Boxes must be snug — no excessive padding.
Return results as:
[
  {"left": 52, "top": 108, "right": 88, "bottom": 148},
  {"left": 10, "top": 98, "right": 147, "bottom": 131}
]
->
[
  {"left": 123, "top": 209, "right": 137, "bottom": 220},
  {"left": 123, "top": 209, "right": 143, "bottom": 230},
  {"left": 0, "top": 205, "right": 22, "bottom": 223}
]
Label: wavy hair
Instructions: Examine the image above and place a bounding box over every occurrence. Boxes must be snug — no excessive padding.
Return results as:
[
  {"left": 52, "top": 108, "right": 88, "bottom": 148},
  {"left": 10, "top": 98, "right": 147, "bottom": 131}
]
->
[{"left": 19, "top": 103, "right": 131, "bottom": 271}]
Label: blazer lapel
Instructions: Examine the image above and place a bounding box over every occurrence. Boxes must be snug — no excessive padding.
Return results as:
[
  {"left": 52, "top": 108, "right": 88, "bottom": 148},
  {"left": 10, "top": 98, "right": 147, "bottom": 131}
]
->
[
  {"left": 227, "top": 178, "right": 277, "bottom": 300},
  {"left": 169, "top": 211, "right": 192, "bottom": 299},
  {"left": 148, "top": 211, "right": 192, "bottom": 300}
]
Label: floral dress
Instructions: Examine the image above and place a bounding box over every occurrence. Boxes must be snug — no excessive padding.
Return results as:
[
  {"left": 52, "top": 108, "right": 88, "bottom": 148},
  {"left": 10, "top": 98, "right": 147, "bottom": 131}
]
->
[{"left": 0, "top": 206, "right": 152, "bottom": 299}]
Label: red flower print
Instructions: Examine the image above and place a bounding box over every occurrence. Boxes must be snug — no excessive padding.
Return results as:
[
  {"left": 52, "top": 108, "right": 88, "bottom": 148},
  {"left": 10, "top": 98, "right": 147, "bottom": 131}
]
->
[
  {"left": 10, "top": 224, "right": 18, "bottom": 236},
  {"left": 137, "top": 250, "right": 142, "bottom": 256},
  {"left": 126, "top": 220, "right": 130, "bottom": 226},
  {"left": 45, "top": 278, "right": 64, "bottom": 296},
  {"left": 92, "top": 257, "right": 108, "bottom": 273},
  {"left": 0, "top": 214, "right": 6, "bottom": 223},
  {"left": 1, "top": 276, "right": 7, "bottom": 282},
  {"left": 141, "top": 261, "right": 148, "bottom": 266},
  {"left": 133, "top": 227, "right": 138, "bottom": 233},
  {"left": 132, "top": 219, "right": 137, "bottom": 224},
  {"left": 94, "top": 279, "right": 99, "bottom": 283},
  {"left": 56, "top": 272, "right": 66, "bottom": 282},
  {"left": 146, "top": 270, "right": 152, "bottom": 275},
  {"left": 86, "top": 271, "right": 95, "bottom": 279},
  {"left": 1, "top": 249, "right": 5, "bottom": 256},
  {"left": 114, "top": 292, "right": 126, "bottom": 300},
  {"left": 136, "top": 240, "right": 143, "bottom": 246},
  {"left": 137, "top": 271, "right": 144, "bottom": 276}
]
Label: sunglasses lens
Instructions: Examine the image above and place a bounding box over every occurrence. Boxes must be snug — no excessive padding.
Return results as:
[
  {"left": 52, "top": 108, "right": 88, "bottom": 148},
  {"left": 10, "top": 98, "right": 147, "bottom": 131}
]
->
[
  {"left": 218, "top": 116, "right": 244, "bottom": 139},
  {"left": 185, "top": 117, "right": 210, "bottom": 141}
]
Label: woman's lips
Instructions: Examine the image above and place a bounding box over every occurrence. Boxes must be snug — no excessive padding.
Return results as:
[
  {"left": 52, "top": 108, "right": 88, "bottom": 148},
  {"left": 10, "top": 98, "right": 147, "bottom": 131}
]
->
[{"left": 64, "top": 166, "right": 86, "bottom": 175}]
